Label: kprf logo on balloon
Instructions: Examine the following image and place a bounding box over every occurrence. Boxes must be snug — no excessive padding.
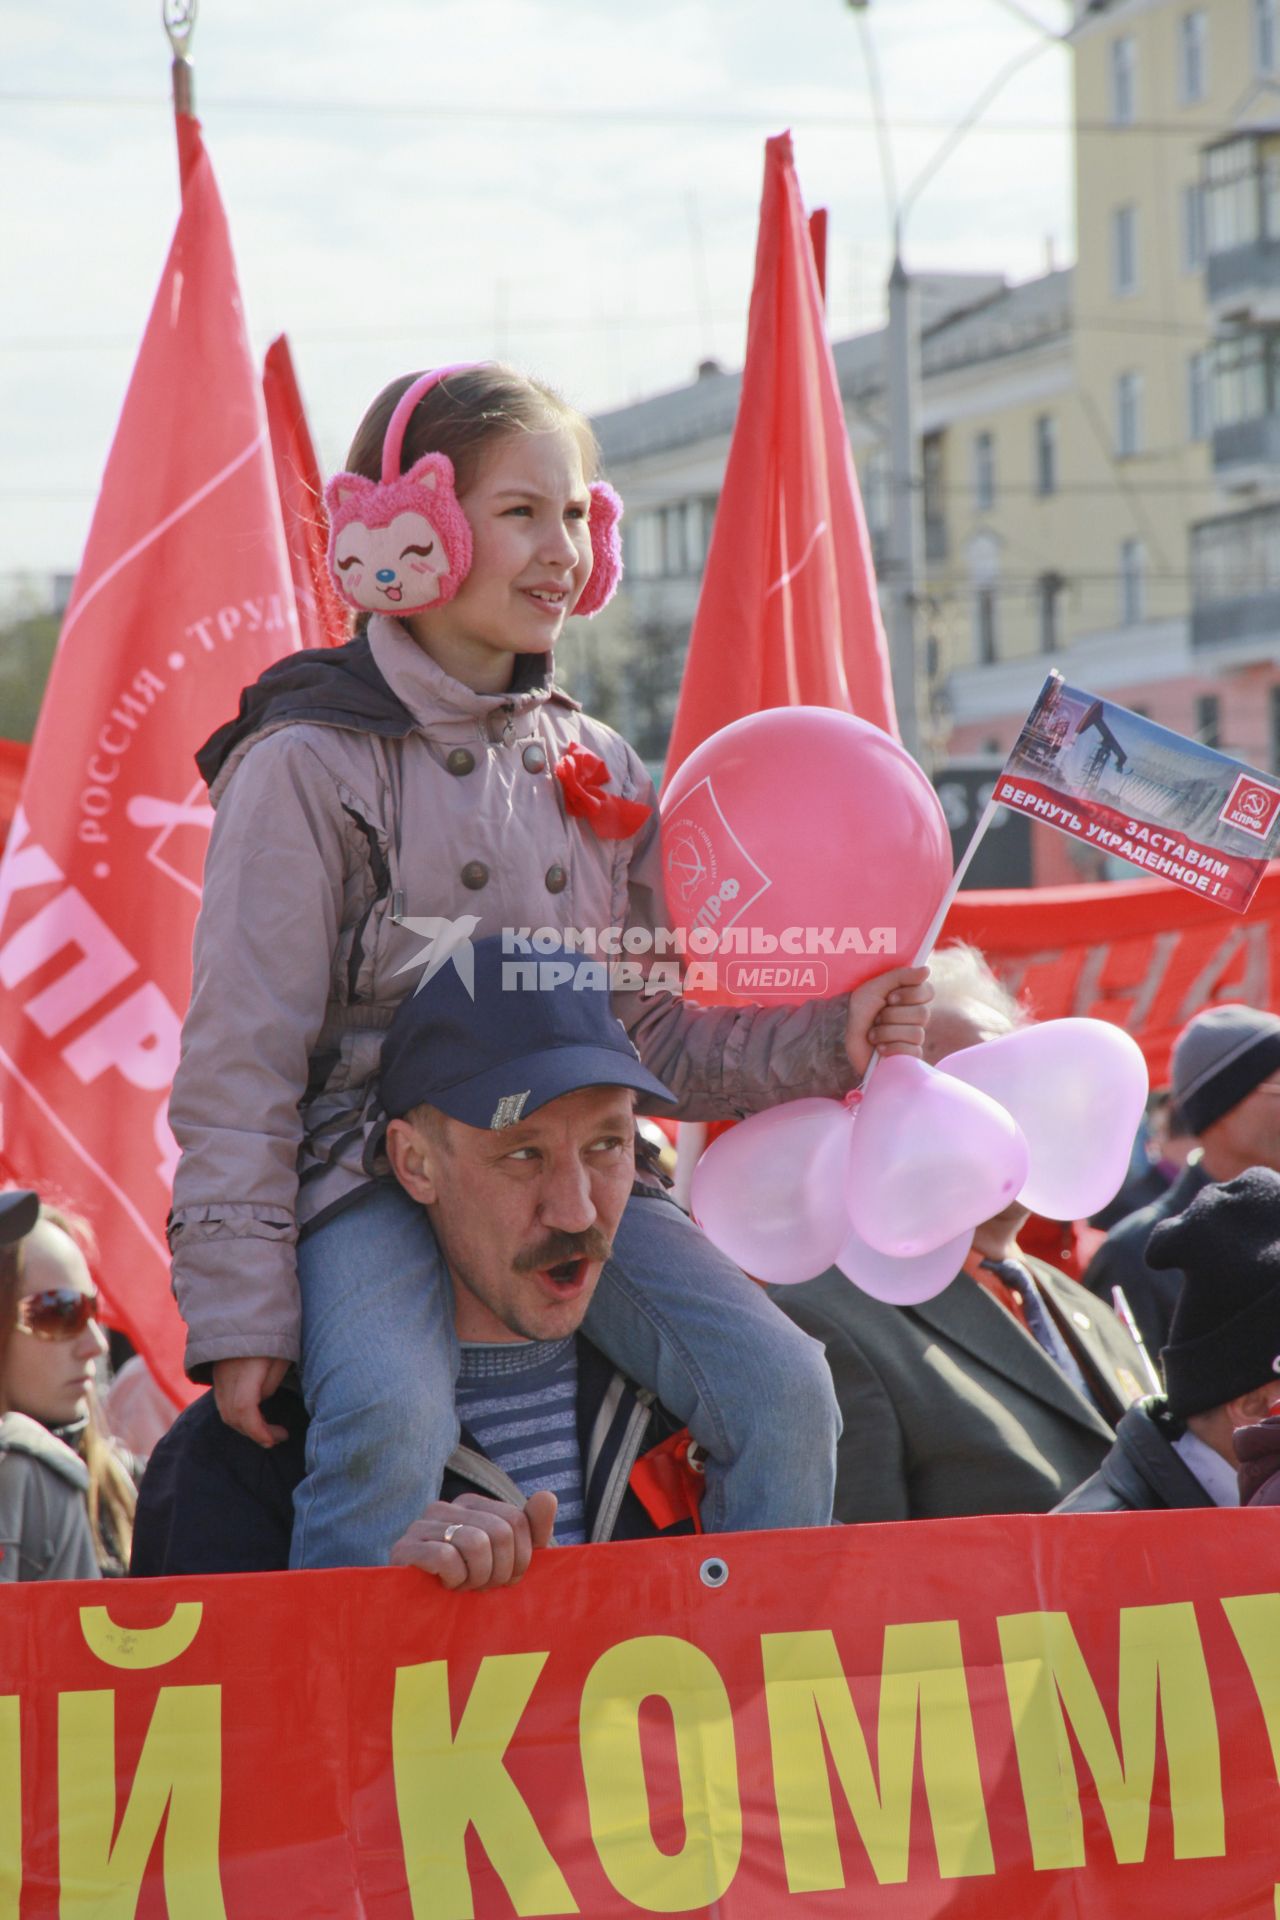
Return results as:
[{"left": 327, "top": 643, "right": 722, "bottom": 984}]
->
[
  {"left": 662, "top": 777, "right": 772, "bottom": 936},
  {"left": 1220, "top": 773, "right": 1280, "bottom": 842},
  {"left": 659, "top": 707, "right": 953, "bottom": 1007}
]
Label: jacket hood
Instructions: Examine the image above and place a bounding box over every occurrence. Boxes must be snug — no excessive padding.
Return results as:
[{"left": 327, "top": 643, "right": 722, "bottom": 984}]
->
[{"left": 0, "top": 1411, "right": 90, "bottom": 1492}]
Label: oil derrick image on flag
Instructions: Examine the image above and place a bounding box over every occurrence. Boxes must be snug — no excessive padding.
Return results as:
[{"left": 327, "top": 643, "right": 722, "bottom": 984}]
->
[{"left": 995, "top": 672, "right": 1280, "bottom": 912}]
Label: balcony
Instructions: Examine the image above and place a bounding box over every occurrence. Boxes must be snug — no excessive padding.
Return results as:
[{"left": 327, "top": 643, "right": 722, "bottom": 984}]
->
[
  {"left": 1192, "top": 588, "right": 1280, "bottom": 652},
  {"left": 1212, "top": 412, "right": 1280, "bottom": 487},
  {"left": 1202, "top": 131, "right": 1280, "bottom": 324},
  {"left": 1206, "top": 237, "right": 1280, "bottom": 323},
  {"left": 1190, "top": 503, "right": 1280, "bottom": 662}
]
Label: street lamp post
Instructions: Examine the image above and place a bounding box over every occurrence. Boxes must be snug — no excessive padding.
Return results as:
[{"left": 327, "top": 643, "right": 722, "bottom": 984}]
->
[
  {"left": 846, "top": 1, "right": 1062, "bottom": 769},
  {"left": 885, "top": 246, "right": 923, "bottom": 763}
]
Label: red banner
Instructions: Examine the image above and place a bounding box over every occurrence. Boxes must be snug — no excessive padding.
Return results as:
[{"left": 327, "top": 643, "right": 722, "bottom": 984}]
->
[
  {"left": 996, "top": 774, "right": 1266, "bottom": 913},
  {"left": 946, "top": 861, "right": 1280, "bottom": 1083},
  {"left": 7, "top": 1514, "right": 1280, "bottom": 1914},
  {"left": 0, "top": 114, "right": 300, "bottom": 1406},
  {"left": 262, "top": 334, "right": 348, "bottom": 651},
  {"left": 662, "top": 132, "right": 896, "bottom": 787}
]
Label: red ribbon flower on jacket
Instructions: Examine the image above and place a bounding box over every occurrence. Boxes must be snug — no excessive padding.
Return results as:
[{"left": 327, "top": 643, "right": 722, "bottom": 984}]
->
[{"left": 553, "top": 744, "right": 652, "bottom": 841}]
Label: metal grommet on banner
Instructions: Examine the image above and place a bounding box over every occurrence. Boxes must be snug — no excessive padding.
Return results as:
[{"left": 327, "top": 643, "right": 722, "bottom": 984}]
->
[{"left": 699, "top": 1557, "right": 729, "bottom": 1589}]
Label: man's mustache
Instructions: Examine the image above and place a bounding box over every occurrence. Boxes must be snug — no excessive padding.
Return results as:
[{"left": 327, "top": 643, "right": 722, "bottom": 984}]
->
[{"left": 515, "top": 1226, "right": 613, "bottom": 1272}]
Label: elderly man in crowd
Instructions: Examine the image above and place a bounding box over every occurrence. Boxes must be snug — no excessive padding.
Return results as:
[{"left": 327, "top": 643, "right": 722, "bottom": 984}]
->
[
  {"left": 773, "top": 943, "right": 1148, "bottom": 1524},
  {"left": 1060, "top": 1169, "right": 1280, "bottom": 1512},
  {"left": 134, "top": 941, "right": 717, "bottom": 1583},
  {"left": 1085, "top": 1004, "right": 1280, "bottom": 1355}
]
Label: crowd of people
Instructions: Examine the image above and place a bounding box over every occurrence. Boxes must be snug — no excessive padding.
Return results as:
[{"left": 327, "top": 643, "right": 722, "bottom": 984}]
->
[
  {"left": 3, "top": 359, "right": 1278, "bottom": 1585},
  {"left": 4, "top": 942, "right": 1279, "bottom": 1587}
]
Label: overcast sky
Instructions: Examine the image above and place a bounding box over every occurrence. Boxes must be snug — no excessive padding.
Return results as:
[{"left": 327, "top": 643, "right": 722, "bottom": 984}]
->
[{"left": 3, "top": 0, "right": 1072, "bottom": 575}]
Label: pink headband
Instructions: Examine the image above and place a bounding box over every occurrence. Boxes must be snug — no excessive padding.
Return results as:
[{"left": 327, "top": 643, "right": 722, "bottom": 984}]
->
[{"left": 324, "top": 364, "right": 622, "bottom": 620}]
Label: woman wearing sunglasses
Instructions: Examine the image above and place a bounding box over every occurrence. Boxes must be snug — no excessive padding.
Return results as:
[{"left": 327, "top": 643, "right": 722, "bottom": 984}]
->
[
  {"left": 0, "top": 1190, "right": 99, "bottom": 1581},
  {"left": 0, "top": 1193, "right": 135, "bottom": 1579}
]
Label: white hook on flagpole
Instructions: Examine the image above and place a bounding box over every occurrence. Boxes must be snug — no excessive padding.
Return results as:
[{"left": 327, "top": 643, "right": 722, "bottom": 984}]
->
[{"left": 163, "top": 0, "right": 198, "bottom": 115}]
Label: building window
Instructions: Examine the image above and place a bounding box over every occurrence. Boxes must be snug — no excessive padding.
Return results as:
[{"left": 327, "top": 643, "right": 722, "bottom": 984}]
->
[
  {"left": 1195, "top": 693, "right": 1221, "bottom": 747},
  {"left": 1119, "top": 539, "right": 1146, "bottom": 626},
  {"left": 1111, "top": 204, "right": 1139, "bottom": 297},
  {"left": 1193, "top": 504, "right": 1280, "bottom": 607},
  {"left": 1188, "top": 350, "right": 1211, "bottom": 440},
  {"left": 1209, "top": 329, "right": 1280, "bottom": 427},
  {"left": 628, "top": 511, "right": 663, "bottom": 578},
  {"left": 661, "top": 503, "right": 688, "bottom": 577},
  {"left": 924, "top": 432, "right": 948, "bottom": 529},
  {"left": 861, "top": 448, "right": 887, "bottom": 540},
  {"left": 1110, "top": 35, "right": 1136, "bottom": 124},
  {"left": 626, "top": 501, "right": 715, "bottom": 578},
  {"left": 1200, "top": 134, "right": 1280, "bottom": 253},
  {"left": 1258, "top": 0, "right": 1278, "bottom": 74},
  {"left": 1115, "top": 370, "right": 1143, "bottom": 457},
  {"left": 1179, "top": 10, "right": 1208, "bottom": 104},
  {"left": 974, "top": 587, "right": 998, "bottom": 664},
  {"left": 1181, "top": 183, "right": 1206, "bottom": 272},
  {"left": 1037, "top": 573, "right": 1063, "bottom": 653},
  {"left": 683, "top": 497, "right": 716, "bottom": 572},
  {"left": 1034, "top": 414, "right": 1057, "bottom": 496},
  {"left": 972, "top": 431, "right": 995, "bottom": 512}
]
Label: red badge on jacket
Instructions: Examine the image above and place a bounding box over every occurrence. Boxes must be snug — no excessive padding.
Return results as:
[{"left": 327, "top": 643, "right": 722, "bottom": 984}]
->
[{"left": 554, "top": 744, "right": 651, "bottom": 841}]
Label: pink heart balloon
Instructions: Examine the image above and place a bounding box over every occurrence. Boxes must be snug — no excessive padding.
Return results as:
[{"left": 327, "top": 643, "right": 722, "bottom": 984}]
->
[
  {"left": 845, "top": 1055, "right": 1030, "bottom": 1258},
  {"left": 690, "top": 1098, "right": 854, "bottom": 1285},
  {"left": 938, "top": 1018, "right": 1149, "bottom": 1221},
  {"left": 835, "top": 1221, "right": 972, "bottom": 1306}
]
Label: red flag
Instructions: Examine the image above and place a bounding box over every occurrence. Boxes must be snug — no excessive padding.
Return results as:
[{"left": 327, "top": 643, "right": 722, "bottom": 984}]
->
[
  {"left": 0, "top": 113, "right": 301, "bottom": 1407},
  {"left": 0, "top": 740, "right": 30, "bottom": 851},
  {"left": 808, "top": 206, "right": 828, "bottom": 307},
  {"left": 662, "top": 131, "right": 897, "bottom": 784},
  {"left": 262, "top": 335, "right": 348, "bottom": 650}
]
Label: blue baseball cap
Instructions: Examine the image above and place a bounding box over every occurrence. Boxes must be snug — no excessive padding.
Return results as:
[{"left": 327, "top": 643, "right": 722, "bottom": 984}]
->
[{"left": 379, "top": 933, "right": 676, "bottom": 1129}]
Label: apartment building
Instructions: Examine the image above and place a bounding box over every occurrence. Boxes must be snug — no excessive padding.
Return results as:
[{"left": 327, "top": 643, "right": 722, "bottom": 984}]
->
[
  {"left": 576, "top": 0, "right": 1280, "bottom": 883},
  {"left": 1056, "top": 0, "right": 1279, "bottom": 764}
]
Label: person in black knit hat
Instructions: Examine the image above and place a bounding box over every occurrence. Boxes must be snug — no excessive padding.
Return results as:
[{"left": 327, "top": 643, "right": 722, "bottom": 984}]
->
[
  {"left": 1085, "top": 1004, "right": 1280, "bottom": 1354},
  {"left": 1058, "top": 1167, "right": 1280, "bottom": 1513}
]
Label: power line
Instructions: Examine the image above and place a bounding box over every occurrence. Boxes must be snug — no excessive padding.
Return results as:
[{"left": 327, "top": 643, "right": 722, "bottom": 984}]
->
[
  {"left": 0, "top": 308, "right": 1225, "bottom": 357},
  {"left": 0, "top": 86, "right": 1260, "bottom": 142}
]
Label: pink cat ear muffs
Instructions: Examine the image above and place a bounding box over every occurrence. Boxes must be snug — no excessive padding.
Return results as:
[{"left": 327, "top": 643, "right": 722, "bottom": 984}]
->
[
  {"left": 325, "top": 365, "right": 474, "bottom": 617},
  {"left": 324, "top": 365, "right": 624, "bottom": 620},
  {"left": 573, "top": 481, "right": 623, "bottom": 618}
]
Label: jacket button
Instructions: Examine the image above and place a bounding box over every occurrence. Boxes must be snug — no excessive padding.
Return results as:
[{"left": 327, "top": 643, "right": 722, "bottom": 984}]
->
[
  {"left": 522, "top": 744, "right": 547, "bottom": 774},
  {"left": 446, "top": 748, "right": 476, "bottom": 776},
  {"left": 545, "top": 864, "right": 568, "bottom": 894},
  {"left": 460, "top": 861, "right": 489, "bottom": 890}
]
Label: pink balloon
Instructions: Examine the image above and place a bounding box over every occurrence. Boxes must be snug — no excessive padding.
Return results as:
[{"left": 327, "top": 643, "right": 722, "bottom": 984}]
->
[
  {"left": 845, "top": 1055, "right": 1030, "bottom": 1258},
  {"left": 690, "top": 1098, "right": 854, "bottom": 1285},
  {"left": 660, "top": 707, "right": 952, "bottom": 1006},
  {"left": 836, "top": 1222, "right": 972, "bottom": 1306},
  {"left": 938, "top": 1018, "right": 1149, "bottom": 1221}
]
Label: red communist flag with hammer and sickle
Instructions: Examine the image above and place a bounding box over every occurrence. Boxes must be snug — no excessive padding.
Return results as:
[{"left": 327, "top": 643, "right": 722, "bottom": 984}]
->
[{"left": 0, "top": 113, "right": 303, "bottom": 1406}]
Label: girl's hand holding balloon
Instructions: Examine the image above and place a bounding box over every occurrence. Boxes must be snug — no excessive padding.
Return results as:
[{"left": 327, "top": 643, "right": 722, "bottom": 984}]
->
[{"left": 844, "top": 965, "right": 933, "bottom": 1079}]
